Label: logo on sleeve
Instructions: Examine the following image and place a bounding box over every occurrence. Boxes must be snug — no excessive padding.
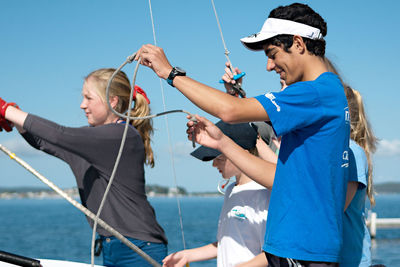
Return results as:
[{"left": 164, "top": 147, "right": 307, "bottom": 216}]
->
[
  {"left": 265, "top": 93, "right": 281, "bottom": 112},
  {"left": 341, "top": 150, "right": 349, "bottom": 168},
  {"left": 344, "top": 107, "right": 350, "bottom": 124}
]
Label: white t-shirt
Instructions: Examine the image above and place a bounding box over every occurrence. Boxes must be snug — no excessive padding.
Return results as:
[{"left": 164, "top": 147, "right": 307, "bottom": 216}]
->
[{"left": 217, "top": 181, "right": 270, "bottom": 267}]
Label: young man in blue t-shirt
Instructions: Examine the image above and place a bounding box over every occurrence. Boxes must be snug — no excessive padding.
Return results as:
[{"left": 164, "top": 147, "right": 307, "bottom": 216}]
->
[{"left": 136, "top": 3, "right": 350, "bottom": 266}]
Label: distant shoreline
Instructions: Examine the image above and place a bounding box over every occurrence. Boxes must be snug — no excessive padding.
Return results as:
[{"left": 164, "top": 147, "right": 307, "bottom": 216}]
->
[
  {"left": 1, "top": 182, "right": 399, "bottom": 199},
  {"left": 0, "top": 193, "right": 222, "bottom": 199},
  {"left": 0, "top": 186, "right": 222, "bottom": 199}
]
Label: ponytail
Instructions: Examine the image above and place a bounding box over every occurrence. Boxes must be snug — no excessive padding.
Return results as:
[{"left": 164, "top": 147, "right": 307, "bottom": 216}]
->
[{"left": 129, "top": 93, "right": 155, "bottom": 168}]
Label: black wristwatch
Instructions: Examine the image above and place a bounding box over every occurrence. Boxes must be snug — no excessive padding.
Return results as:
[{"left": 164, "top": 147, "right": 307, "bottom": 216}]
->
[{"left": 166, "top": 67, "right": 186, "bottom": 87}]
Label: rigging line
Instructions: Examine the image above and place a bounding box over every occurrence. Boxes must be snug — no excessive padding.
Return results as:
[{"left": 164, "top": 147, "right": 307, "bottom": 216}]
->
[
  {"left": 210, "top": 0, "right": 246, "bottom": 98},
  {"left": 211, "top": 0, "right": 233, "bottom": 69},
  {"left": 90, "top": 58, "right": 140, "bottom": 267},
  {"left": 148, "top": 0, "right": 188, "bottom": 252},
  {"left": 91, "top": 56, "right": 193, "bottom": 266},
  {"left": 91, "top": 3, "right": 196, "bottom": 263},
  {"left": 94, "top": 54, "right": 195, "bottom": 266},
  {"left": 104, "top": 53, "right": 194, "bottom": 121},
  {"left": 0, "top": 144, "right": 161, "bottom": 267}
]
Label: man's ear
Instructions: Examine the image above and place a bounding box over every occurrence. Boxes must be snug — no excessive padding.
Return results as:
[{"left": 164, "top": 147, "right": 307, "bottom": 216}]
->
[{"left": 293, "top": 35, "right": 306, "bottom": 54}]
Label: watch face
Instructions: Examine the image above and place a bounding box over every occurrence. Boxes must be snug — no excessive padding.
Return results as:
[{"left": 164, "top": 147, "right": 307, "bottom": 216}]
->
[{"left": 175, "top": 67, "right": 186, "bottom": 75}]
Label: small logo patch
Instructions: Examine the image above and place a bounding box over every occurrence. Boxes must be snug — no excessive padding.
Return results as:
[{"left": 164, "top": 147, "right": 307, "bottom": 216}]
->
[
  {"left": 341, "top": 150, "right": 349, "bottom": 168},
  {"left": 231, "top": 208, "right": 247, "bottom": 220},
  {"left": 344, "top": 107, "right": 350, "bottom": 124},
  {"left": 265, "top": 93, "right": 281, "bottom": 112}
]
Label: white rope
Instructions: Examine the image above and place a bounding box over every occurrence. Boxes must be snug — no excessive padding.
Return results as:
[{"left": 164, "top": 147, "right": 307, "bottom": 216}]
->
[
  {"left": 104, "top": 54, "right": 195, "bottom": 121},
  {"left": 89, "top": 58, "right": 140, "bottom": 266},
  {"left": 210, "top": 0, "right": 246, "bottom": 99},
  {"left": 211, "top": 0, "right": 233, "bottom": 69},
  {"left": 148, "top": 0, "right": 188, "bottom": 251},
  {"left": 0, "top": 144, "right": 161, "bottom": 267},
  {"left": 90, "top": 55, "right": 195, "bottom": 266}
]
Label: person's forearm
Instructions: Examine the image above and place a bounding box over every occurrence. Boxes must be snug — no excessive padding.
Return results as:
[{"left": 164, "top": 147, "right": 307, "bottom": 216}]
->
[
  {"left": 219, "top": 135, "right": 275, "bottom": 189},
  {"left": 173, "top": 76, "right": 269, "bottom": 123},
  {"left": 5, "top": 106, "right": 28, "bottom": 133},
  {"left": 185, "top": 242, "right": 218, "bottom": 262},
  {"left": 236, "top": 252, "right": 268, "bottom": 267},
  {"left": 344, "top": 181, "right": 358, "bottom": 211}
]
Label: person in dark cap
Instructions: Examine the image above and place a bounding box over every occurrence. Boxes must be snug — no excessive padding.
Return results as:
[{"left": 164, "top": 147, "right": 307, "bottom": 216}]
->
[{"left": 163, "top": 121, "right": 271, "bottom": 267}]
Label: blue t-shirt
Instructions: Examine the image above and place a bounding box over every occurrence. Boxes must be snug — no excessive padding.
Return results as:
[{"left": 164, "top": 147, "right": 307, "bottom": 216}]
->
[
  {"left": 340, "top": 140, "right": 371, "bottom": 266},
  {"left": 255, "top": 72, "right": 350, "bottom": 262}
]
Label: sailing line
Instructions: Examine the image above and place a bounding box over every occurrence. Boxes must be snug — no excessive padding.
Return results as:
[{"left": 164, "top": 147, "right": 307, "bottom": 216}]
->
[{"left": 148, "top": 0, "right": 188, "bottom": 253}]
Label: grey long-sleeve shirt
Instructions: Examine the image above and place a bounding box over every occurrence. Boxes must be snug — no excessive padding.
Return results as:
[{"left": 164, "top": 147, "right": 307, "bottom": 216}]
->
[{"left": 22, "top": 114, "right": 167, "bottom": 244}]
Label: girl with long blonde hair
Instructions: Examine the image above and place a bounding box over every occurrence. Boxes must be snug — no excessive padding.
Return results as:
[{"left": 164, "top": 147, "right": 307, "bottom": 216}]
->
[
  {"left": 340, "top": 85, "right": 377, "bottom": 267},
  {"left": 0, "top": 68, "right": 167, "bottom": 266},
  {"left": 345, "top": 86, "right": 377, "bottom": 205}
]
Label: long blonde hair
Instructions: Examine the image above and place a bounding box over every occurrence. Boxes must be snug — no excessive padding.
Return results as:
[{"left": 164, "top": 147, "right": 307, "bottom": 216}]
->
[
  {"left": 324, "top": 57, "right": 377, "bottom": 205},
  {"left": 85, "top": 68, "right": 155, "bottom": 168},
  {"left": 345, "top": 87, "right": 377, "bottom": 205}
]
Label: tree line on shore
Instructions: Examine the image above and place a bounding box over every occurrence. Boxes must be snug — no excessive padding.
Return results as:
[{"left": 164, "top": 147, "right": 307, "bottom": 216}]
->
[{"left": 1, "top": 182, "right": 399, "bottom": 198}]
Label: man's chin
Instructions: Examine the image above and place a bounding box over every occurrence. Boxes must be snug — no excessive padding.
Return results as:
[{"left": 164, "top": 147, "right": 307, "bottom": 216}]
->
[{"left": 285, "top": 78, "right": 296, "bottom": 86}]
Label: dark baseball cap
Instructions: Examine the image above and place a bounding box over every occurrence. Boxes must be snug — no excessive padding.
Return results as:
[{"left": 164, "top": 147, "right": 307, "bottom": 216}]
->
[{"left": 190, "top": 120, "right": 258, "bottom": 161}]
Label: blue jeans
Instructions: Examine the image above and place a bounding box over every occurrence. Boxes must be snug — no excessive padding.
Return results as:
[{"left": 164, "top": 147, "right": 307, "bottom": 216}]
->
[{"left": 101, "top": 236, "right": 167, "bottom": 267}]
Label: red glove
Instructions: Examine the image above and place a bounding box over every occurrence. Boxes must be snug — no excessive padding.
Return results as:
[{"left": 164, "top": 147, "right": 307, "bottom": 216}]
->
[
  {"left": 0, "top": 97, "right": 7, "bottom": 118},
  {"left": 0, "top": 117, "right": 13, "bottom": 132},
  {"left": 0, "top": 98, "right": 19, "bottom": 118}
]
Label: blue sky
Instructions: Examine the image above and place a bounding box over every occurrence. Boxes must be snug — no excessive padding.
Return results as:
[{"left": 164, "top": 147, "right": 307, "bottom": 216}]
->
[{"left": 1, "top": 0, "right": 399, "bottom": 192}]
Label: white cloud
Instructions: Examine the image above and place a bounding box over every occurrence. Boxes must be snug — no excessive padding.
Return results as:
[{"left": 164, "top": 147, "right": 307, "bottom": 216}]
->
[
  {"left": 0, "top": 137, "right": 43, "bottom": 157},
  {"left": 375, "top": 139, "right": 400, "bottom": 157}
]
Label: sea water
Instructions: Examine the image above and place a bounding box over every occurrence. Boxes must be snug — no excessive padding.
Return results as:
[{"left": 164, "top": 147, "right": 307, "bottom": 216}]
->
[{"left": 0, "top": 195, "right": 399, "bottom": 266}]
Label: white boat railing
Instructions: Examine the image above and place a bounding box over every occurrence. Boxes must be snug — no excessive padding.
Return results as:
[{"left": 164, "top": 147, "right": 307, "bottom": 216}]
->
[{"left": 366, "top": 212, "right": 400, "bottom": 238}]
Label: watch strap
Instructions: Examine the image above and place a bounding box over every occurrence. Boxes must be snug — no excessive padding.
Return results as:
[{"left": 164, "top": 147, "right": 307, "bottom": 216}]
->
[{"left": 167, "top": 67, "right": 186, "bottom": 87}]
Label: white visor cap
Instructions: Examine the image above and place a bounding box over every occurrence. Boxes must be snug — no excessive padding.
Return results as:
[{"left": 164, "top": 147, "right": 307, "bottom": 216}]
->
[{"left": 240, "top": 18, "right": 324, "bottom": 51}]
